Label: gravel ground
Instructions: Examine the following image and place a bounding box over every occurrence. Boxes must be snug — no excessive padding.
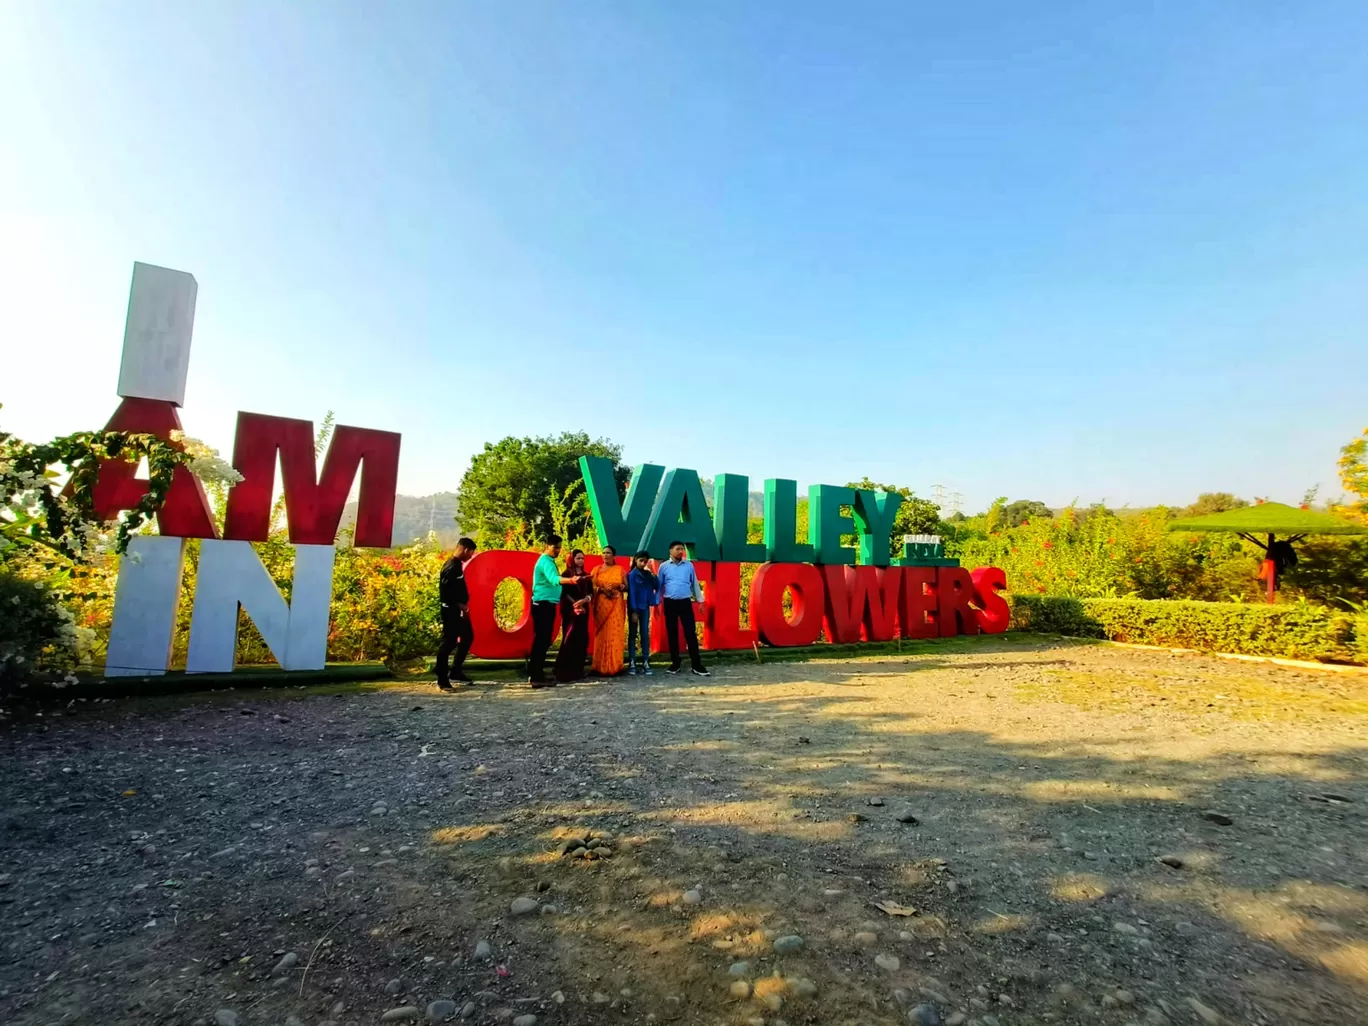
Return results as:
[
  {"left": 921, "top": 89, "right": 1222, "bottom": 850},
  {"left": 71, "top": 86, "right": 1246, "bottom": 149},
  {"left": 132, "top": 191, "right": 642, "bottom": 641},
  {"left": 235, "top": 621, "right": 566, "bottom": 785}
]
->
[{"left": 1, "top": 636, "right": 1366, "bottom": 1026}]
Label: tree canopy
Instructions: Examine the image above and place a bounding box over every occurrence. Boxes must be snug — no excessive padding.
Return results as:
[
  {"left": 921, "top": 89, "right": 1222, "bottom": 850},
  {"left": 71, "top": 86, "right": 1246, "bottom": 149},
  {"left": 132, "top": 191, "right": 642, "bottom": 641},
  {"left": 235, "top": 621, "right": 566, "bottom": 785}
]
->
[
  {"left": 1002, "top": 499, "right": 1051, "bottom": 528},
  {"left": 1340, "top": 426, "right": 1368, "bottom": 512},
  {"left": 846, "top": 479, "right": 943, "bottom": 554},
  {"left": 455, "top": 432, "right": 629, "bottom": 546},
  {"left": 1181, "top": 492, "right": 1249, "bottom": 518}
]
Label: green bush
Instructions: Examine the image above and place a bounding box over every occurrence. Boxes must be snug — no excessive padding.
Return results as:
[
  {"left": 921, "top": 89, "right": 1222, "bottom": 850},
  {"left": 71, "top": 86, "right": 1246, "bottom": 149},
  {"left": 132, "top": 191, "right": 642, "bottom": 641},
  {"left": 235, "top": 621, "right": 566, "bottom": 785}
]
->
[
  {"left": 1010, "top": 594, "right": 1360, "bottom": 664},
  {"left": 0, "top": 570, "right": 81, "bottom": 691},
  {"left": 1356, "top": 613, "right": 1368, "bottom": 665},
  {"left": 1007, "top": 594, "right": 1105, "bottom": 637}
]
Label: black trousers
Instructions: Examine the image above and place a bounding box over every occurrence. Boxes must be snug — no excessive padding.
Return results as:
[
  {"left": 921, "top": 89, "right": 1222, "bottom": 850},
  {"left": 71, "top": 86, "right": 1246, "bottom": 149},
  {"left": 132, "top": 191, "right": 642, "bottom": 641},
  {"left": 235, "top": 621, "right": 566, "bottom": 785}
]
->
[
  {"left": 435, "top": 608, "right": 475, "bottom": 683},
  {"left": 662, "top": 597, "right": 703, "bottom": 670},
  {"left": 528, "top": 601, "right": 559, "bottom": 682}
]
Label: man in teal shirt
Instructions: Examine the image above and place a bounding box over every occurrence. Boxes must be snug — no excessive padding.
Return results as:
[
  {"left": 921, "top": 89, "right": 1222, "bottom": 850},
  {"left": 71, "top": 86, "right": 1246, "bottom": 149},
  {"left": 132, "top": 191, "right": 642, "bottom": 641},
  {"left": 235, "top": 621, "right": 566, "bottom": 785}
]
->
[{"left": 528, "top": 534, "right": 583, "bottom": 687}]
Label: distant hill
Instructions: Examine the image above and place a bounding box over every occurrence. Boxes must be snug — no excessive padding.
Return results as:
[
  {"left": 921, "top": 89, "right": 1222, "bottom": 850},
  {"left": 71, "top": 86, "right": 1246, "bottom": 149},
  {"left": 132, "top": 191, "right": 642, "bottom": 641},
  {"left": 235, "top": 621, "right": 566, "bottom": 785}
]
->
[
  {"left": 698, "top": 479, "right": 765, "bottom": 517},
  {"left": 341, "top": 492, "right": 462, "bottom": 548}
]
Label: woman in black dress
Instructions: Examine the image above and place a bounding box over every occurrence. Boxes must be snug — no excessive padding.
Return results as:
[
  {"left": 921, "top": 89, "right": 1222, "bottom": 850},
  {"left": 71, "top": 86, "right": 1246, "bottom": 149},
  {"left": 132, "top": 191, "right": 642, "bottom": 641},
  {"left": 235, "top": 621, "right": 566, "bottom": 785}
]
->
[{"left": 553, "top": 549, "right": 592, "bottom": 683}]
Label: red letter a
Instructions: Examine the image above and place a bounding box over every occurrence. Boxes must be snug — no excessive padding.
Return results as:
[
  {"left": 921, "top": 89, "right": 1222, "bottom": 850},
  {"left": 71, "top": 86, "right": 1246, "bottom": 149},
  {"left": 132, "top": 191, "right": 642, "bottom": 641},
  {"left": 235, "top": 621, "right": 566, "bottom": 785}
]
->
[{"left": 90, "top": 398, "right": 217, "bottom": 538}]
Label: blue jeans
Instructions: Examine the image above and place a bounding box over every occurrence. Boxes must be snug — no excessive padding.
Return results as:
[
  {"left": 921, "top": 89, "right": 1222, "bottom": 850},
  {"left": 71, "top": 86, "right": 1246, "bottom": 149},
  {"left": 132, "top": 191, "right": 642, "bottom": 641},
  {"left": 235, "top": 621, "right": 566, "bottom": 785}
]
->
[{"left": 627, "top": 609, "right": 651, "bottom": 668}]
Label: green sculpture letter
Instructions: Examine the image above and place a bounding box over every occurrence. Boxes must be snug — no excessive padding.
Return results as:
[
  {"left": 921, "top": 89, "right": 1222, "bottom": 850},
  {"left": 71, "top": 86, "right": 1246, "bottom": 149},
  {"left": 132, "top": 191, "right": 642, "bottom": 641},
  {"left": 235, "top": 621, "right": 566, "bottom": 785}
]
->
[
  {"left": 763, "top": 478, "right": 814, "bottom": 563},
  {"left": 853, "top": 488, "right": 903, "bottom": 567},
  {"left": 809, "top": 484, "right": 856, "bottom": 565},
  {"left": 714, "top": 473, "right": 767, "bottom": 563},
  {"left": 579, "top": 456, "right": 662, "bottom": 554},
  {"left": 641, "top": 468, "right": 721, "bottom": 560}
]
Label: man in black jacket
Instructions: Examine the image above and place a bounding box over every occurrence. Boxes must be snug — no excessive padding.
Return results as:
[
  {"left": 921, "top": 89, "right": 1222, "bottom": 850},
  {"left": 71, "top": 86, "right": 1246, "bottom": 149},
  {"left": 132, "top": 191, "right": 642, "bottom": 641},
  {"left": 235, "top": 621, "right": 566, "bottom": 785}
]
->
[{"left": 436, "top": 537, "right": 478, "bottom": 689}]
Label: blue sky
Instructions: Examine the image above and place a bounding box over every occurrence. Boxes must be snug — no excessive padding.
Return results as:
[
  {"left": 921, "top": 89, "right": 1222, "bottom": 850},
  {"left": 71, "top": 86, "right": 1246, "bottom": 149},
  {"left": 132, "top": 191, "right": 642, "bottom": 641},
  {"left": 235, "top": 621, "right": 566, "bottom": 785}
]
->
[{"left": 2, "top": 1, "right": 1365, "bottom": 514}]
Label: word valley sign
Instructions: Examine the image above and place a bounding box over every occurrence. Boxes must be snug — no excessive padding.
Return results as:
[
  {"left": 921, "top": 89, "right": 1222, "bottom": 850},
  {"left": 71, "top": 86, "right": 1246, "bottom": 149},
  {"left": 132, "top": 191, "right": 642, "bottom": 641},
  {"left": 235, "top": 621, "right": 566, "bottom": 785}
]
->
[{"left": 457, "top": 458, "right": 1009, "bottom": 659}]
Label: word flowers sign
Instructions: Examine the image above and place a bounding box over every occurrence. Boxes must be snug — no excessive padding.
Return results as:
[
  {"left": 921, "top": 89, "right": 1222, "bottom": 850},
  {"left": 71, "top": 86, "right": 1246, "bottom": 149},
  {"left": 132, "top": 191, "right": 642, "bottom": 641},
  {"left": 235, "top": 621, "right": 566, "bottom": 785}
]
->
[
  {"left": 461, "top": 457, "right": 1009, "bottom": 659},
  {"left": 98, "top": 263, "right": 400, "bottom": 676}
]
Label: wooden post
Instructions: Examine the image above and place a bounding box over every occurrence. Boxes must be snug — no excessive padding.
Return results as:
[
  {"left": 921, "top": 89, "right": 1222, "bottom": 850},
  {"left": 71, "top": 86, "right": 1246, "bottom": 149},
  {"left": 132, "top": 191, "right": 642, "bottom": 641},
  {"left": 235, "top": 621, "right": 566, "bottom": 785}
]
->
[{"left": 1266, "top": 532, "right": 1276, "bottom": 604}]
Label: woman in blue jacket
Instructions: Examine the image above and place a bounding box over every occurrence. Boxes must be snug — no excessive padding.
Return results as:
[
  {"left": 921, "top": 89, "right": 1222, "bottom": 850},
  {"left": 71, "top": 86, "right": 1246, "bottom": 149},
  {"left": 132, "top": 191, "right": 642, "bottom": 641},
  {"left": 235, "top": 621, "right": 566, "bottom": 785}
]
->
[{"left": 626, "top": 550, "right": 661, "bottom": 674}]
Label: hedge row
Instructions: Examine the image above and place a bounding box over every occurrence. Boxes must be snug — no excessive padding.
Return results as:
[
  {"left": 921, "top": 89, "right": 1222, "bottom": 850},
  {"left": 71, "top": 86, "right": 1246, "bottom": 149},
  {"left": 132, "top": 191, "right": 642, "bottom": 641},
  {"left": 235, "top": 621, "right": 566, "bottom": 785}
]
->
[{"left": 1009, "top": 595, "right": 1365, "bottom": 665}]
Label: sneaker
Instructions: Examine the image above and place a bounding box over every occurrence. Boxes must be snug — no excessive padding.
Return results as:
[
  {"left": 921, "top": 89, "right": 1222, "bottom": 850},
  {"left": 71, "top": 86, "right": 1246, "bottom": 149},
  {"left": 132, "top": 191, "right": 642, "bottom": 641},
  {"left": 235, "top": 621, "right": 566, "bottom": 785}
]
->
[
  {"left": 666, "top": 665, "right": 682, "bottom": 675},
  {"left": 627, "top": 664, "right": 638, "bottom": 676},
  {"left": 643, "top": 665, "right": 654, "bottom": 676},
  {"left": 436, "top": 681, "right": 455, "bottom": 692},
  {"left": 691, "top": 667, "right": 711, "bottom": 677}
]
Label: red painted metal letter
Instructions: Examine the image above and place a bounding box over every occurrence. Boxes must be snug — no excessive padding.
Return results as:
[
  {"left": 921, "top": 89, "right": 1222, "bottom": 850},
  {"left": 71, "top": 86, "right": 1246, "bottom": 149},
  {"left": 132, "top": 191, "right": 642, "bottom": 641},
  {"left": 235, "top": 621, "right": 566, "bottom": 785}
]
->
[
  {"left": 465, "top": 550, "right": 538, "bottom": 660},
  {"left": 970, "top": 567, "right": 1010, "bottom": 634},
  {"left": 936, "top": 566, "right": 979, "bottom": 637},
  {"left": 703, "top": 560, "right": 757, "bottom": 650},
  {"left": 899, "top": 567, "right": 939, "bottom": 639},
  {"left": 91, "top": 398, "right": 217, "bottom": 538},
  {"left": 224, "top": 412, "right": 401, "bottom": 547},
  {"left": 750, "top": 562, "right": 824, "bottom": 647}
]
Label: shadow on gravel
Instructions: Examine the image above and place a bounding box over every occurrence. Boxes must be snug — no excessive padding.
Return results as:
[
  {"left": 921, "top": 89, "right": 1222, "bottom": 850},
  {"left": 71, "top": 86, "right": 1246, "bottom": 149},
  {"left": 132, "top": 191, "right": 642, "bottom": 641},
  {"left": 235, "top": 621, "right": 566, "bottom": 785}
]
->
[{"left": 0, "top": 641, "right": 1365, "bottom": 1026}]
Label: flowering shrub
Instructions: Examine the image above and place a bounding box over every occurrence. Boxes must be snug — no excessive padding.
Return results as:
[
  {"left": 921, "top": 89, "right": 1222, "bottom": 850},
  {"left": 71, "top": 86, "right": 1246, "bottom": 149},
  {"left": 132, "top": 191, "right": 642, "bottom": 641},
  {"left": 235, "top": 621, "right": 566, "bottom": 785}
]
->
[
  {"left": 953, "top": 506, "right": 1262, "bottom": 601},
  {"left": 328, "top": 540, "right": 445, "bottom": 667},
  {"left": 0, "top": 570, "right": 93, "bottom": 692}
]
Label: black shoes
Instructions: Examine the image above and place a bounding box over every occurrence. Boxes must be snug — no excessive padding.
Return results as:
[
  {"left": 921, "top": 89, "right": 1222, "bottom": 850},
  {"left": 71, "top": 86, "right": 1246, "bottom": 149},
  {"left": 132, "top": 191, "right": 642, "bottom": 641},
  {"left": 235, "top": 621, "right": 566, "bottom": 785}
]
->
[{"left": 691, "top": 667, "right": 711, "bottom": 677}]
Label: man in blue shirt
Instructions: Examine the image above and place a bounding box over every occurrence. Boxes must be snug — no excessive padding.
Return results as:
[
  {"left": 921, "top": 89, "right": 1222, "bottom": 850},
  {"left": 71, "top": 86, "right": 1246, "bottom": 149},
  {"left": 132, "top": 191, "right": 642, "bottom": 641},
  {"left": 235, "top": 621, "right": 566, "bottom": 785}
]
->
[
  {"left": 527, "top": 534, "right": 584, "bottom": 688},
  {"left": 657, "top": 540, "right": 709, "bottom": 676}
]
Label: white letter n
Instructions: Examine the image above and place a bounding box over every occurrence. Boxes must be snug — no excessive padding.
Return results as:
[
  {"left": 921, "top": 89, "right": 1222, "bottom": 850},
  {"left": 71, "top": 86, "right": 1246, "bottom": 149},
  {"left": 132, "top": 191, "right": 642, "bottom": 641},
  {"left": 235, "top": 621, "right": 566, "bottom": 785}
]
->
[{"left": 186, "top": 540, "right": 335, "bottom": 673}]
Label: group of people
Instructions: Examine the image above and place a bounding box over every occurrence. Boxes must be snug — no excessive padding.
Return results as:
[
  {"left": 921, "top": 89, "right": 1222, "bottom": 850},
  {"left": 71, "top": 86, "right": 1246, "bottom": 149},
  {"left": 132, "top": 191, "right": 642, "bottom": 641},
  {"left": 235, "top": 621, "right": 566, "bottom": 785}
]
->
[{"left": 434, "top": 535, "right": 711, "bottom": 691}]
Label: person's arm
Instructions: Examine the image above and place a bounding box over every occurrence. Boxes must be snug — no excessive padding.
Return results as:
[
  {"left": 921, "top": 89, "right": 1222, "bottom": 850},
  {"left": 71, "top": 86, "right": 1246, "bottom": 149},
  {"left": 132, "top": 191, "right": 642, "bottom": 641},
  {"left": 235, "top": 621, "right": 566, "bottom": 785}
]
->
[
  {"left": 452, "top": 560, "right": 469, "bottom": 614},
  {"left": 536, "top": 557, "right": 563, "bottom": 595}
]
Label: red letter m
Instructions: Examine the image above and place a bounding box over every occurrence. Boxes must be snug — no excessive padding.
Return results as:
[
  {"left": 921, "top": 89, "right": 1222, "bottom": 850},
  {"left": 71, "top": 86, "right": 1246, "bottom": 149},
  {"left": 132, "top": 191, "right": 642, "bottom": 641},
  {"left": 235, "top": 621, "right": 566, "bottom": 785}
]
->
[{"left": 223, "top": 413, "right": 401, "bottom": 548}]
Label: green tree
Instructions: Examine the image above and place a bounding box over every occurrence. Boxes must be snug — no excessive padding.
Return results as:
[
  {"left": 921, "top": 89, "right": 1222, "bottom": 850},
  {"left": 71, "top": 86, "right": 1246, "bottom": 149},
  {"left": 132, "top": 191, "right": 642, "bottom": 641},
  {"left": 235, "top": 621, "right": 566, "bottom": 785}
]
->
[
  {"left": 1002, "top": 499, "right": 1051, "bottom": 528},
  {"left": 1339, "top": 426, "right": 1368, "bottom": 510},
  {"left": 1181, "top": 492, "right": 1249, "bottom": 518},
  {"left": 455, "top": 432, "right": 628, "bottom": 546}
]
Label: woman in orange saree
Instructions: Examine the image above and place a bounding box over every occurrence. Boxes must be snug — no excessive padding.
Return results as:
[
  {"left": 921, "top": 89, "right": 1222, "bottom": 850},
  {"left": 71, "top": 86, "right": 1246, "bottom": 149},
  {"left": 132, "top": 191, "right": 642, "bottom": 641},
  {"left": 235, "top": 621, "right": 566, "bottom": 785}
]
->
[{"left": 590, "top": 546, "right": 628, "bottom": 676}]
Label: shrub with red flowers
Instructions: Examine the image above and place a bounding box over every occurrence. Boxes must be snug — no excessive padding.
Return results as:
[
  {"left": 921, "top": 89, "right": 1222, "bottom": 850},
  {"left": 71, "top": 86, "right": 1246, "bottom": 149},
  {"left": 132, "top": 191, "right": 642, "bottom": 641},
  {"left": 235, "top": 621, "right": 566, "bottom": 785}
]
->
[{"left": 951, "top": 502, "right": 1262, "bottom": 600}]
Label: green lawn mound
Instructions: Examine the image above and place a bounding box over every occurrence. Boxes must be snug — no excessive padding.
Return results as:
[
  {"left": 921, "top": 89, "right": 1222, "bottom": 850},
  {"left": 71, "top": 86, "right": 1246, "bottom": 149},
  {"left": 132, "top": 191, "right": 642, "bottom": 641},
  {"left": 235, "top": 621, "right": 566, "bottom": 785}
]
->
[{"left": 1168, "top": 501, "right": 1367, "bottom": 536}]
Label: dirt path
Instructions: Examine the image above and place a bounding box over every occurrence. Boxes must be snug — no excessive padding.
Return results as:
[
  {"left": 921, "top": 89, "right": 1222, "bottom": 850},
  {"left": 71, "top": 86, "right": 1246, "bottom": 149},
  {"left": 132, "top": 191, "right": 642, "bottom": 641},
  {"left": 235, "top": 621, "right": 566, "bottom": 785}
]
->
[{"left": 2, "top": 637, "right": 1365, "bottom": 1026}]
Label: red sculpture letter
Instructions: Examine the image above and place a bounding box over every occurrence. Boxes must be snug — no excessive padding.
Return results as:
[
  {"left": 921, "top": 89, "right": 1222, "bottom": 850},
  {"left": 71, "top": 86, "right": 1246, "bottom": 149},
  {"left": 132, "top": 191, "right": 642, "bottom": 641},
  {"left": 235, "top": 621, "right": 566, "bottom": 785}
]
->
[
  {"left": 224, "top": 412, "right": 401, "bottom": 547},
  {"left": 971, "top": 567, "right": 1010, "bottom": 634},
  {"left": 899, "top": 567, "right": 939, "bottom": 639},
  {"left": 465, "top": 550, "right": 540, "bottom": 660},
  {"left": 750, "top": 562, "right": 824, "bottom": 647},
  {"left": 937, "top": 566, "right": 979, "bottom": 637},
  {"left": 703, "top": 561, "right": 757, "bottom": 650},
  {"left": 90, "top": 398, "right": 217, "bottom": 538},
  {"left": 821, "top": 565, "right": 899, "bottom": 644}
]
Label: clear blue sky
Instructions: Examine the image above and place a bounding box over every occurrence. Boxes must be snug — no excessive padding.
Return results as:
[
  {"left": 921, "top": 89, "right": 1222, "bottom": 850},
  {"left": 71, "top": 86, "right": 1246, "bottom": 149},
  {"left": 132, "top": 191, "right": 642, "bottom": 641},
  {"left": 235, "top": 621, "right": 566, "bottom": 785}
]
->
[{"left": 3, "top": 1, "right": 1365, "bottom": 514}]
